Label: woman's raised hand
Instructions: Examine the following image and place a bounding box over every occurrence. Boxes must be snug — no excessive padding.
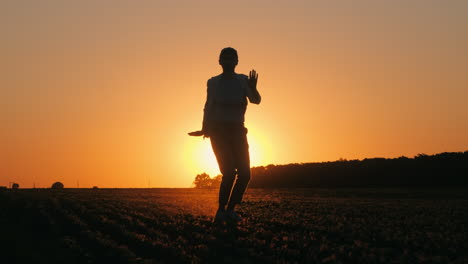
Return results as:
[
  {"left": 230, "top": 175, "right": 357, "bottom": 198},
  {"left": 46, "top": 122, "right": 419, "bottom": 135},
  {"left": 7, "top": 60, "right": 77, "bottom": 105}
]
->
[{"left": 248, "top": 69, "right": 258, "bottom": 90}]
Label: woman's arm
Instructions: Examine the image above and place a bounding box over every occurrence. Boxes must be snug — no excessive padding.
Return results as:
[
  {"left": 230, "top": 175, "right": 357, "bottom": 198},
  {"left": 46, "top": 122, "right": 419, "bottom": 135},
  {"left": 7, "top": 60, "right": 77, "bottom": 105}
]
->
[{"left": 202, "top": 79, "right": 214, "bottom": 136}]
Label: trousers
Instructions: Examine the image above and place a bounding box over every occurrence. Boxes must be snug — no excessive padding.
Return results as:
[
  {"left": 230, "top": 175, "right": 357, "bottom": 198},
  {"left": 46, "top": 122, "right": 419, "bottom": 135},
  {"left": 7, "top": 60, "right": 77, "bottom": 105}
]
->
[{"left": 209, "top": 123, "right": 251, "bottom": 209}]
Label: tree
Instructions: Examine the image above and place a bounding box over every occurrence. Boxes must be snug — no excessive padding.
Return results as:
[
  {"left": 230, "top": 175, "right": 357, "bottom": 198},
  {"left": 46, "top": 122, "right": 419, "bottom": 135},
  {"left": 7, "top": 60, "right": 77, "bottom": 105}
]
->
[
  {"left": 211, "top": 174, "right": 222, "bottom": 188},
  {"left": 51, "top": 182, "right": 64, "bottom": 189},
  {"left": 193, "top": 173, "right": 212, "bottom": 188}
]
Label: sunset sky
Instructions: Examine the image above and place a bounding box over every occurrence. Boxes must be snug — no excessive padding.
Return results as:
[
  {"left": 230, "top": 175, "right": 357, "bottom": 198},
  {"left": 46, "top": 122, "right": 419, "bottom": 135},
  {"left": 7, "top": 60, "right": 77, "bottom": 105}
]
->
[{"left": 2, "top": 0, "right": 468, "bottom": 188}]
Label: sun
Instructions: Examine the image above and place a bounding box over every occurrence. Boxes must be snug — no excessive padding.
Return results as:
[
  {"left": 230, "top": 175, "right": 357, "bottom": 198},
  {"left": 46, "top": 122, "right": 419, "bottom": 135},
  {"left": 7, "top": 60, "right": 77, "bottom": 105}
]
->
[
  {"left": 183, "top": 138, "right": 219, "bottom": 177},
  {"left": 194, "top": 140, "right": 220, "bottom": 176},
  {"left": 184, "top": 127, "right": 273, "bottom": 178}
]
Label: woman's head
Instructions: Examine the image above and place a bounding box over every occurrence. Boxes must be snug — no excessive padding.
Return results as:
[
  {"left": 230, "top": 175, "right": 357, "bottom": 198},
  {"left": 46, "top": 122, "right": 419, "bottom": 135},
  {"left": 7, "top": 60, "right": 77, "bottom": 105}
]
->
[{"left": 219, "top": 47, "right": 238, "bottom": 72}]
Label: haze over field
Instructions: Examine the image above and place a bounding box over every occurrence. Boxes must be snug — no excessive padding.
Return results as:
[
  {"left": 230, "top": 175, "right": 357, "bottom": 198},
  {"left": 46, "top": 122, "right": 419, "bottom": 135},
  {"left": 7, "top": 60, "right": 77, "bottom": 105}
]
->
[{"left": 2, "top": 0, "right": 468, "bottom": 188}]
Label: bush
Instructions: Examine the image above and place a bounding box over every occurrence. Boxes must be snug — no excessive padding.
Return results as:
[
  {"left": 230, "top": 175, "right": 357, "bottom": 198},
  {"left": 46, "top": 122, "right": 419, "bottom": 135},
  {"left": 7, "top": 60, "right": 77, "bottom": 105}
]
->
[{"left": 52, "top": 182, "right": 64, "bottom": 189}]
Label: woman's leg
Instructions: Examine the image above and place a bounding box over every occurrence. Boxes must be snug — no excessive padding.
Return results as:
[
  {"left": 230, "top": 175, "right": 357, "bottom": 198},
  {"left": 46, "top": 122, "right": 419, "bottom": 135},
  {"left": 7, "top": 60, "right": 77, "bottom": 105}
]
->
[
  {"left": 226, "top": 127, "right": 251, "bottom": 210},
  {"left": 210, "top": 129, "right": 236, "bottom": 210}
]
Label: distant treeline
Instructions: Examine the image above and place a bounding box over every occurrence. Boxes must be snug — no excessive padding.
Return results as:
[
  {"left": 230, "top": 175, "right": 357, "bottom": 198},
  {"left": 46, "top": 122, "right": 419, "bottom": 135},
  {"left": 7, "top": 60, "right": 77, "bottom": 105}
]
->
[{"left": 247, "top": 151, "right": 468, "bottom": 188}]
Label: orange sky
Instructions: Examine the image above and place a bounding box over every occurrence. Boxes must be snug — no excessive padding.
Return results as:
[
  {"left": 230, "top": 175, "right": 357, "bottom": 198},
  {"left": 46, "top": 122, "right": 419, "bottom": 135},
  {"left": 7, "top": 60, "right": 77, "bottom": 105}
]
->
[{"left": 2, "top": 0, "right": 468, "bottom": 188}]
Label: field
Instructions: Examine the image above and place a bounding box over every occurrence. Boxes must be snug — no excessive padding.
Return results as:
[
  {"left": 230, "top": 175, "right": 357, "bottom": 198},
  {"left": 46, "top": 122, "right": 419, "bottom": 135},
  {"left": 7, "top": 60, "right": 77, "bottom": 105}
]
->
[{"left": 1, "top": 188, "right": 468, "bottom": 263}]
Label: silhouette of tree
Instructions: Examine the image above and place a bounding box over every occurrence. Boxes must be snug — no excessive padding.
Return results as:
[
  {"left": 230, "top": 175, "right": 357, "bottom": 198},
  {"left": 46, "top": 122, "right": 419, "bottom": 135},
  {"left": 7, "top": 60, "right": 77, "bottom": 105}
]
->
[
  {"left": 193, "top": 173, "right": 223, "bottom": 188},
  {"left": 247, "top": 151, "right": 468, "bottom": 188},
  {"left": 51, "top": 182, "right": 64, "bottom": 189},
  {"left": 12, "top": 183, "right": 19, "bottom": 189},
  {"left": 193, "top": 173, "right": 212, "bottom": 188},
  {"left": 211, "top": 174, "right": 222, "bottom": 188}
]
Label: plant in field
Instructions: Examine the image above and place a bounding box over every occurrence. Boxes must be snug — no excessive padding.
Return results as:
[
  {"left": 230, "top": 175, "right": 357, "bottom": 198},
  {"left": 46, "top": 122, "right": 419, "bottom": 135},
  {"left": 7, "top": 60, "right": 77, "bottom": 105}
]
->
[{"left": 51, "top": 182, "right": 64, "bottom": 189}]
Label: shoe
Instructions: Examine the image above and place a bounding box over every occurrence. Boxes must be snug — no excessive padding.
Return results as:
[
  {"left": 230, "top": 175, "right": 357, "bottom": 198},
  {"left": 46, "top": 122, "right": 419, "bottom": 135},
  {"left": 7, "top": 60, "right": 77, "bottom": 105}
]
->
[
  {"left": 225, "top": 210, "right": 242, "bottom": 222},
  {"left": 213, "top": 210, "right": 226, "bottom": 224}
]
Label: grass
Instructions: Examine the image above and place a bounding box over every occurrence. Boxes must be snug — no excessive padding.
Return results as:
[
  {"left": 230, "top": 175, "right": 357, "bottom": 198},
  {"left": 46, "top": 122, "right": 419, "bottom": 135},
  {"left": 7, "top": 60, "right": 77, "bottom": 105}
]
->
[{"left": 1, "top": 188, "right": 468, "bottom": 263}]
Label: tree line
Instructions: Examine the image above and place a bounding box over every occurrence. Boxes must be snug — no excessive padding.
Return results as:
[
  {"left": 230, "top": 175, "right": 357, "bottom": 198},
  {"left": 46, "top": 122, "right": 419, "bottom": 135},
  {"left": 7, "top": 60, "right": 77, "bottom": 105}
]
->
[{"left": 194, "top": 151, "right": 468, "bottom": 188}]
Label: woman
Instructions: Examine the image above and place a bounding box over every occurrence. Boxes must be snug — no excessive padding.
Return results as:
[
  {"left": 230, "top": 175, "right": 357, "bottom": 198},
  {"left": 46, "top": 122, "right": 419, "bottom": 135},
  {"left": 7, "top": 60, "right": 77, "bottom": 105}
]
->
[{"left": 189, "top": 47, "right": 261, "bottom": 224}]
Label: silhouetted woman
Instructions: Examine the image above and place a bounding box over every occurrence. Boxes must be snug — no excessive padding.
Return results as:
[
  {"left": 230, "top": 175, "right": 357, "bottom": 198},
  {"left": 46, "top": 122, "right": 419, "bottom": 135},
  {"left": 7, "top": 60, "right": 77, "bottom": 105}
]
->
[{"left": 189, "top": 47, "right": 261, "bottom": 224}]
